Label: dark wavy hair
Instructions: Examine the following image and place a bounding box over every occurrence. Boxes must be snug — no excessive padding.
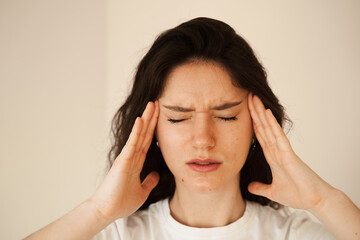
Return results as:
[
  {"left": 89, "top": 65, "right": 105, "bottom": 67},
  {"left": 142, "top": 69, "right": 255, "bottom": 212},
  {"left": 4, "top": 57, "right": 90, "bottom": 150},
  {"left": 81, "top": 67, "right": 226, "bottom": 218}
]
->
[{"left": 108, "top": 17, "right": 289, "bottom": 210}]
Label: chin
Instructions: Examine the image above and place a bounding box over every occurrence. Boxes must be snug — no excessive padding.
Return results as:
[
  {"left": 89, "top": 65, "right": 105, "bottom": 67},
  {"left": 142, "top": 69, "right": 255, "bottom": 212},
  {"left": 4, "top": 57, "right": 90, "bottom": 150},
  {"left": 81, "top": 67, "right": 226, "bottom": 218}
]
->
[{"left": 187, "top": 178, "right": 223, "bottom": 194}]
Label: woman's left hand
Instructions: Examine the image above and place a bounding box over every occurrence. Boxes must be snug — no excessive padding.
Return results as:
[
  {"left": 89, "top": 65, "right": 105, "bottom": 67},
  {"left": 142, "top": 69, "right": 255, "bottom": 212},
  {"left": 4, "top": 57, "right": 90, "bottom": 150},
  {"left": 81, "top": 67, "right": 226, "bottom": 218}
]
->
[
  {"left": 247, "top": 92, "right": 334, "bottom": 211},
  {"left": 248, "top": 93, "right": 360, "bottom": 239}
]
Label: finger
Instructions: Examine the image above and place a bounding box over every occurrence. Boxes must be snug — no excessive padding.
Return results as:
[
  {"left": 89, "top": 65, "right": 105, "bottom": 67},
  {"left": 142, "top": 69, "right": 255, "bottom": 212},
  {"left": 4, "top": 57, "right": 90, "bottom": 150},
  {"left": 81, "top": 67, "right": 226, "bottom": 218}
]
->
[
  {"left": 248, "top": 93, "right": 263, "bottom": 136},
  {"left": 141, "top": 171, "right": 160, "bottom": 196},
  {"left": 136, "top": 101, "right": 158, "bottom": 165},
  {"left": 135, "top": 102, "right": 155, "bottom": 153},
  {"left": 116, "top": 117, "right": 143, "bottom": 166},
  {"left": 248, "top": 93, "right": 273, "bottom": 150},
  {"left": 141, "top": 100, "right": 160, "bottom": 152},
  {"left": 252, "top": 95, "right": 278, "bottom": 148},
  {"left": 265, "top": 109, "right": 292, "bottom": 152},
  {"left": 248, "top": 181, "right": 272, "bottom": 199}
]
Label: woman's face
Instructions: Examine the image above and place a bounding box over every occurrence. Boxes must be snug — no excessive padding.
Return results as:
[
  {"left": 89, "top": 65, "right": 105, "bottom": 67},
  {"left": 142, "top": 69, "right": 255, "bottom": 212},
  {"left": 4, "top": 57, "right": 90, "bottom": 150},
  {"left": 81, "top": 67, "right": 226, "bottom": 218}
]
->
[{"left": 156, "top": 61, "right": 253, "bottom": 193}]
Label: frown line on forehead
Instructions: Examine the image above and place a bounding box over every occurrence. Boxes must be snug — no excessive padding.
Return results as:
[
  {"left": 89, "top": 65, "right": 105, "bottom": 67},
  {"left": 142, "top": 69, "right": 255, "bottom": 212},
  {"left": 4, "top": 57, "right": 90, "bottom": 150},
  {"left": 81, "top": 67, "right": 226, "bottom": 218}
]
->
[{"left": 162, "top": 101, "right": 242, "bottom": 112}]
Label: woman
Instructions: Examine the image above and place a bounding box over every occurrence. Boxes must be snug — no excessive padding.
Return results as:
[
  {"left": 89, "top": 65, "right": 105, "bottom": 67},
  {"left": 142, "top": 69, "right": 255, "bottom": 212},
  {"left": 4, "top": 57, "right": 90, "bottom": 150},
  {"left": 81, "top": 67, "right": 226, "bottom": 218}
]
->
[{"left": 25, "top": 17, "right": 360, "bottom": 240}]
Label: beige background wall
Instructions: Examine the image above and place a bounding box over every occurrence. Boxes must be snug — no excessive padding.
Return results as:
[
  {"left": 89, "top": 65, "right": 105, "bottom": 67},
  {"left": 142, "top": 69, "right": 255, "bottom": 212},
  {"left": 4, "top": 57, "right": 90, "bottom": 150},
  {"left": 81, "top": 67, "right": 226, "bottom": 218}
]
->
[
  {"left": 1, "top": 0, "right": 359, "bottom": 239},
  {"left": 0, "top": 1, "right": 107, "bottom": 239}
]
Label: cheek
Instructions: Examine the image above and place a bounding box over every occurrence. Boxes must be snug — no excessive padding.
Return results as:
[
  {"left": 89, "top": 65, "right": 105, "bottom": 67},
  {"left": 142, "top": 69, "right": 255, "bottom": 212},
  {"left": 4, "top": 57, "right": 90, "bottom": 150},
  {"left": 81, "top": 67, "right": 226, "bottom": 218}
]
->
[
  {"left": 156, "top": 118, "right": 188, "bottom": 165},
  {"left": 157, "top": 118, "right": 186, "bottom": 145},
  {"left": 227, "top": 116, "right": 253, "bottom": 157}
]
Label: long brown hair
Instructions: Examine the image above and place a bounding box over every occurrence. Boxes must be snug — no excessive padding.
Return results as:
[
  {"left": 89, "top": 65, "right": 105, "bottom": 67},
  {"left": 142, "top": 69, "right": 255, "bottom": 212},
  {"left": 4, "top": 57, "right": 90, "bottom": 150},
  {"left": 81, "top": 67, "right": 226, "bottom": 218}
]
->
[{"left": 108, "top": 17, "right": 290, "bottom": 210}]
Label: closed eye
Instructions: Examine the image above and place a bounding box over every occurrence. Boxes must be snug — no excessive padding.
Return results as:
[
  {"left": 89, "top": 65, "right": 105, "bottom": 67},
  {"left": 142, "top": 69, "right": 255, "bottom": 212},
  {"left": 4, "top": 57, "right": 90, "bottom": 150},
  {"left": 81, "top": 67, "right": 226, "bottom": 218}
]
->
[
  {"left": 218, "top": 116, "right": 237, "bottom": 121},
  {"left": 168, "top": 117, "right": 237, "bottom": 123},
  {"left": 167, "top": 118, "right": 186, "bottom": 123}
]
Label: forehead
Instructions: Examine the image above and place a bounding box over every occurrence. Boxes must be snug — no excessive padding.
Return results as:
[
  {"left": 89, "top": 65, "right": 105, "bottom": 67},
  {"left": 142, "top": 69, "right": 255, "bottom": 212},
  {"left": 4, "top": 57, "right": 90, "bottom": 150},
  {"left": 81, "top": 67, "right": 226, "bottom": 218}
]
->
[{"left": 159, "top": 61, "right": 247, "bottom": 105}]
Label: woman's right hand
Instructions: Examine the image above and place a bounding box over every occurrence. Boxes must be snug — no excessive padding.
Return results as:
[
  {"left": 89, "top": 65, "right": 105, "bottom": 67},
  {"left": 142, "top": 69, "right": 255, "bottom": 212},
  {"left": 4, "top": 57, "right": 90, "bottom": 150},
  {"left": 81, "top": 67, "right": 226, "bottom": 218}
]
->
[
  {"left": 24, "top": 102, "right": 160, "bottom": 240},
  {"left": 89, "top": 101, "right": 160, "bottom": 222}
]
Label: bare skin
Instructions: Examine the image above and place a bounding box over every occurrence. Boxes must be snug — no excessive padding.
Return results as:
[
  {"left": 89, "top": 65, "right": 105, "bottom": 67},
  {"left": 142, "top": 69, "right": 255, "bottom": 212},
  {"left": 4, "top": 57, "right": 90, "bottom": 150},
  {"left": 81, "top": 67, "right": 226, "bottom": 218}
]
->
[
  {"left": 25, "top": 94, "right": 360, "bottom": 239},
  {"left": 156, "top": 62, "right": 251, "bottom": 228}
]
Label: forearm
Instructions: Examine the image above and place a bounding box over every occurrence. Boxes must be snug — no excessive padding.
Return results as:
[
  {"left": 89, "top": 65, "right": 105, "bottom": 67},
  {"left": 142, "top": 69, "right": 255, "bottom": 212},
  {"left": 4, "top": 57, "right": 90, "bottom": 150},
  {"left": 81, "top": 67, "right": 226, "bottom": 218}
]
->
[
  {"left": 24, "top": 200, "right": 111, "bottom": 240},
  {"left": 310, "top": 188, "right": 360, "bottom": 240}
]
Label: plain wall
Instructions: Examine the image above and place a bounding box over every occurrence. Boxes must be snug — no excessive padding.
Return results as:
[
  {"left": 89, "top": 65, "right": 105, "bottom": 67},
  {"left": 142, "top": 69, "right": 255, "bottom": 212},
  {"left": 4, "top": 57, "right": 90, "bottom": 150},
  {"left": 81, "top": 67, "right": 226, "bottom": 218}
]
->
[
  {"left": 0, "top": 0, "right": 359, "bottom": 239},
  {"left": 0, "top": 1, "right": 107, "bottom": 239}
]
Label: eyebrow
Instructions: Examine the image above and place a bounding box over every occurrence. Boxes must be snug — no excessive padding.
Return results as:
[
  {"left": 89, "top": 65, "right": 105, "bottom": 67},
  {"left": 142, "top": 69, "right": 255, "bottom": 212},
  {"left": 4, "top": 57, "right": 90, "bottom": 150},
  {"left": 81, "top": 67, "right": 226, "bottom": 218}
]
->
[{"left": 162, "top": 101, "right": 242, "bottom": 112}]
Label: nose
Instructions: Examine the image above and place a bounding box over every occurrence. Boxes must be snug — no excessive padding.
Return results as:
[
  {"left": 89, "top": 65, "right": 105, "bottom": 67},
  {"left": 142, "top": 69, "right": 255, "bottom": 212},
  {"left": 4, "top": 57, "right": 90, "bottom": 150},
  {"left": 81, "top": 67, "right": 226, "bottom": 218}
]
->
[{"left": 191, "top": 113, "right": 215, "bottom": 150}]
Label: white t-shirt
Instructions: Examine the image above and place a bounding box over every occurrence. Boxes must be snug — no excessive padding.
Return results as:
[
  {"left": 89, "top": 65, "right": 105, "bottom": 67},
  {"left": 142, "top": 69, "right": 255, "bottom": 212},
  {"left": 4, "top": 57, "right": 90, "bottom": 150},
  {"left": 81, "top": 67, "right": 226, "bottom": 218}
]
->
[{"left": 92, "top": 198, "right": 335, "bottom": 240}]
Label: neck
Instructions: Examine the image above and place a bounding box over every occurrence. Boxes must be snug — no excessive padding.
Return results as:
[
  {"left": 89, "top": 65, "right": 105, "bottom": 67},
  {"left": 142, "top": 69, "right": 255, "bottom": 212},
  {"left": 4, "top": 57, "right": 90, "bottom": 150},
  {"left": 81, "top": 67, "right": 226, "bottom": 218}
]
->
[{"left": 169, "top": 180, "right": 246, "bottom": 228}]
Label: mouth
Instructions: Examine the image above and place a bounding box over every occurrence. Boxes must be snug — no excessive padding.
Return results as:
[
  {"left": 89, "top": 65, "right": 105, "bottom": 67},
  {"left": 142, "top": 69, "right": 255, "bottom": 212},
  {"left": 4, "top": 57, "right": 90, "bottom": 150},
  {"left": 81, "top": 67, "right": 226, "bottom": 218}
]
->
[{"left": 186, "top": 159, "right": 222, "bottom": 173}]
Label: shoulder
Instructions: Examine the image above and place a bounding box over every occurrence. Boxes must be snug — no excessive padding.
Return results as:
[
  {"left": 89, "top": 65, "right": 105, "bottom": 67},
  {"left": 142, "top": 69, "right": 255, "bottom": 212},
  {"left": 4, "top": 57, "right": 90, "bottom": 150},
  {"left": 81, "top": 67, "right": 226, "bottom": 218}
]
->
[{"left": 246, "top": 201, "right": 335, "bottom": 239}]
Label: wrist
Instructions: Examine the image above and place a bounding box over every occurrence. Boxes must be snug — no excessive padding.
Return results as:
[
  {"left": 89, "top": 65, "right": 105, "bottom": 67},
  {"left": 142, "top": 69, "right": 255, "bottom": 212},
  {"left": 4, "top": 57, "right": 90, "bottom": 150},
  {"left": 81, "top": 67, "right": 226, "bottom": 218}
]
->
[
  {"left": 84, "top": 198, "right": 115, "bottom": 227},
  {"left": 307, "top": 188, "right": 360, "bottom": 239},
  {"left": 308, "top": 186, "right": 343, "bottom": 217}
]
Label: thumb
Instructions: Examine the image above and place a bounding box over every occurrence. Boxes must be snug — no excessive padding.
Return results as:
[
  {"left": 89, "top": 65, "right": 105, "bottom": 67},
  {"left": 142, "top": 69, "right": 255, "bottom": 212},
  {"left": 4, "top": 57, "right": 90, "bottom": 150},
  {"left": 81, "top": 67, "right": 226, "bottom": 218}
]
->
[
  {"left": 141, "top": 171, "right": 160, "bottom": 195},
  {"left": 248, "top": 181, "right": 272, "bottom": 198}
]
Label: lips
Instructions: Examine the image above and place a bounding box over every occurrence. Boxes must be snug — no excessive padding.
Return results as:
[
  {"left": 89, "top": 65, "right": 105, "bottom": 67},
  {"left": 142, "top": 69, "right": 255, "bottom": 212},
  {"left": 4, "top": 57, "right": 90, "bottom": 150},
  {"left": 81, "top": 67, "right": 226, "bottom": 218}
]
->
[{"left": 186, "top": 159, "right": 222, "bottom": 173}]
